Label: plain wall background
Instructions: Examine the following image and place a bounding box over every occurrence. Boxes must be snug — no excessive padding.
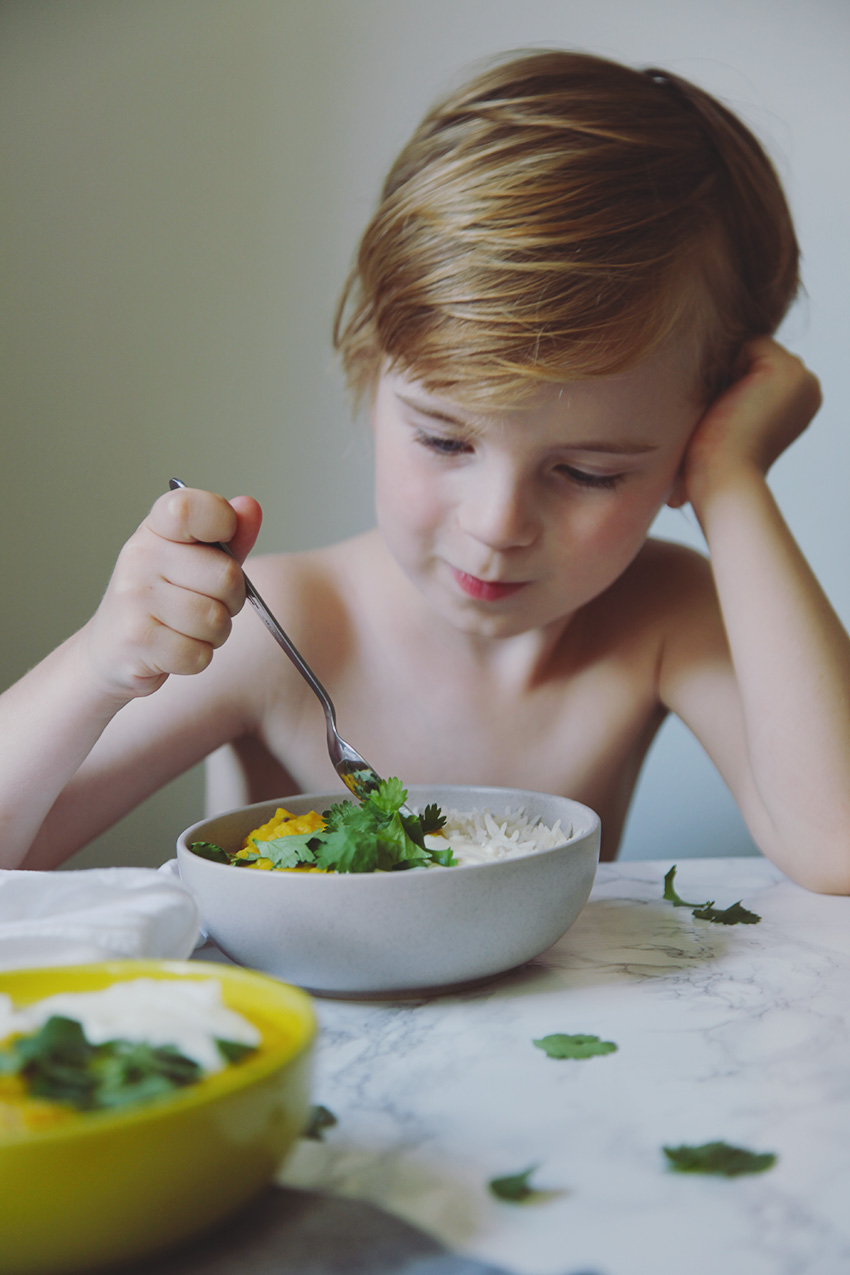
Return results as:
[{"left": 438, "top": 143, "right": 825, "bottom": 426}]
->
[{"left": 2, "top": 0, "right": 847, "bottom": 870}]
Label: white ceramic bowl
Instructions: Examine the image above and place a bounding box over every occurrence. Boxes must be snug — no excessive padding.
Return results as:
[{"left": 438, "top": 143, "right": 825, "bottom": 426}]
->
[{"left": 176, "top": 786, "right": 600, "bottom": 997}]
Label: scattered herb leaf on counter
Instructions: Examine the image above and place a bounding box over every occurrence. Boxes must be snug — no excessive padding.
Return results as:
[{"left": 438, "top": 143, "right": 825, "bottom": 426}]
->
[
  {"left": 303, "top": 1104, "right": 338, "bottom": 1140},
  {"left": 533, "top": 1033, "right": 618, "bottom": 1060},
  {"left": 663, "top": 865, "right": 709, "bottom": 909},
  {"left": 197, "top": 780, "right": 457, "bottom": 874},
  {"left": 663, "top": 1141, "right": 777, "bottom": 1177},
  {"left": 663, "top": 866, "right": 761, "bottom": 926},
  {"left": 692, "top": 900, "right": 761, "bottom": 926},
  {"left": 489, "top": 1165, "right": 540, "bottom": 1202}
]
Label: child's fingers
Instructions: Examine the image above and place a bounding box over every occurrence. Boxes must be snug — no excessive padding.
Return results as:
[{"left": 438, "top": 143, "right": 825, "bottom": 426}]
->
[
  {"left": 146, "top": 487, "right": 263, "bottom": 562},
  {"left": 139, "top": 618, "right": 220, "bottom": 680},
  {"left": 150, "top": 579, "right": 236, "bottom": 652},
  {"left": 147, "top": 487, "right": 237, "bottom": 545},
  {"left": 117, "top": 535, "right": 247, "bottom": 619},
  {"left": 224, "top": 494, "right": 263, "bottom": 565},
  {"left": 82, "top": 488, "right": 264, "bottom": 701},
  {"left": 734, "top": 337, "right": 821, "bottom": 417},
  {"left": 89, "top": 570, "right": 236, "bottom": 697}
]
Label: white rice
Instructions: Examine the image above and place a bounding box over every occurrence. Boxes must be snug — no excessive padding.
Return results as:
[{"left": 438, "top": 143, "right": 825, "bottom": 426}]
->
[{"left": 424, "top": 807, "right": 570, "bottom": 867}]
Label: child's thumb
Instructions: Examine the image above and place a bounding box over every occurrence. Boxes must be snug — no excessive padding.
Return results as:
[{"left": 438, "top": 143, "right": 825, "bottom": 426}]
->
[{"left": 226, "top": 495, "right": 263, "bottom": 564}]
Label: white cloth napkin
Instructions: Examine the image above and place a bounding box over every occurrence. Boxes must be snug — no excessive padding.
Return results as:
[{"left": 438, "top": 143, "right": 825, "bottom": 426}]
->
[{"left": 0, "top": 866, "right": 202, "bottom": 971}]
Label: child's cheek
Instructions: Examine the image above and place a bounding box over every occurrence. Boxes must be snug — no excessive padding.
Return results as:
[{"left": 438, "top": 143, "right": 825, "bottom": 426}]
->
[
  {"left": 565, "top": 482, "right": 672, "bottom": 567},
  {"left": 374, "top": 443, "right": 441, "bottom": 538}
]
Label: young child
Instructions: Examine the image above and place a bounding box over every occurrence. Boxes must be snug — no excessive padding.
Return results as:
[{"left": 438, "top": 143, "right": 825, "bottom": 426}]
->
[{"left": 2, "top": 50, "right": 848, "bottom": 890}]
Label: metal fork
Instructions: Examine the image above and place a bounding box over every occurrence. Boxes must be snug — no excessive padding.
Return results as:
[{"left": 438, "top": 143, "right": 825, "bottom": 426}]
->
[{"left": 169, "top": 479, "right": 396, "bottom": 807}]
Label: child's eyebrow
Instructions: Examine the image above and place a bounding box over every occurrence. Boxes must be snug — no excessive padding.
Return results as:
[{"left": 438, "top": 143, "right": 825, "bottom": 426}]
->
[
  {"left": 398, "top": 393, "right": 659, "bottom": 455},
  {"left": 397, "top": 394, "right": 476, "bottom": 428},
  {"left": 565, "top": 440, "right": 660, "bottom": 455}
]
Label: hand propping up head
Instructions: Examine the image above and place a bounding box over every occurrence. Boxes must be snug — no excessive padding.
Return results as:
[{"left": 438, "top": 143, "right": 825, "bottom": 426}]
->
[{"left": 670, "top": 338, "right": 822, "bottom": 512}]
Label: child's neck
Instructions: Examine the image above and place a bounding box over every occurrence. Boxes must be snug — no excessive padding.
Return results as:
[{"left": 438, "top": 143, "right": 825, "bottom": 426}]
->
[{"left": 366, "top": 534, "right": 578, "bottom": 692}]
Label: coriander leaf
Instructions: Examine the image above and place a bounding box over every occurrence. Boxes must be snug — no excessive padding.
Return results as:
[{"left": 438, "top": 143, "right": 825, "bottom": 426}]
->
[
  {"left": 298, "top": 790, "right": 451, "bottom": 874},
  {"left": 303, "top": 1103, "right": 338, "bottom": 1140},
  {"left": 90, "top": 1042, "right": 201, "bottom": 1110},
  {"left": 489, "top": 1165, "right": 539, "bottom": 1202},
  {"left": 664, "top": 866, "right": 761, "bottom": 926},
  {"left": 315, "top": 800, "right": 428, "bottom": 872},
  {"left": 663, "top": 865, "right": 709, "bottom": 909},
  {"left": 692, "top": 900, "right": 761, "bottom": 926},
  {"left": 369, "top": 777, "right": 408, "bottom": 815},
  {"left": 379, "top": 810, "right": 432, "bottom": 867},
  {"left": 663, "top": 1141, "right": 776, "bottom": 1176},
  {"left": 190, "top": 840, "right": 231, "bottom": 864},
  {"left": 11, "top": 1016, "right": 96, "bottom": 1108},
  {"left": 429, "top": 846, "right": 458, "bottom": 867},
  {"left": 533, "top": 1033, "right": 618, "bottom": 1060},
  {"left": 398, "top": 806, "right": 429, "bottom": 849},
  {"left": 216, "top": 1039, "right": 257, "bottom": 1064},
  {"left": 314, "top": 823, "right": 383, "bottom": 873},
  {"left": 253, "top": 832, "right": 318, "bottom": 870},
  {"left": 4, "top": 1019, "right": 206, "bottom": 1113},
  {"left": 419, "top": 803, "right": 447, "bottom": 835},
  {"left": 319, "top": 799, "right": 359, "bottom": 833}
]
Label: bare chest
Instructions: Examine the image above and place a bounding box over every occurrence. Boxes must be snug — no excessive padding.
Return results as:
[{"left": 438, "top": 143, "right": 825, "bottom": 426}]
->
[{"left": 214, "top": 633, "right": 665, "bottom": 860}]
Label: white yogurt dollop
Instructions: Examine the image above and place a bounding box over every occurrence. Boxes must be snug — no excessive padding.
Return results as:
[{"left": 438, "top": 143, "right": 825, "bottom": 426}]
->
[{"left": 0, "top": 979, "right": 260, "bottom": 1074}]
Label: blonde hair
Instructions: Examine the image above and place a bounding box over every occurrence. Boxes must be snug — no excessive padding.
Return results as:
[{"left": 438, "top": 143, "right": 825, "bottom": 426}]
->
[{"left": 334, "top": 50, "right": 799, "bottom": 407}]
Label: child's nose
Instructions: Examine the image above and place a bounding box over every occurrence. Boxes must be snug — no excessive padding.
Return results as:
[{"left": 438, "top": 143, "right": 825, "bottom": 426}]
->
[{"left": 458, "top": 469, "right": 538, "bottom": 550}]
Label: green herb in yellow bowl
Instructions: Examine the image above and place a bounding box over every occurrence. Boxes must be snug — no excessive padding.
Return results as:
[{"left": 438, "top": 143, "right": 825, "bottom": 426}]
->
[{"left": 0, "top": 960, "right": 315, "bottom": 1275}]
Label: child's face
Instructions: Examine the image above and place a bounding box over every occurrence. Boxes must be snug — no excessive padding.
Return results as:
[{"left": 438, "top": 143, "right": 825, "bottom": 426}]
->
[{"left": 371, "top": 339, "right": 704, "bottom": 639}]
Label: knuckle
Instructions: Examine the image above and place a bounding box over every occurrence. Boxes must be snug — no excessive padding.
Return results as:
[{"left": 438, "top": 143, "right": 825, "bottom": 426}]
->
[
  {"left": 218, "top": 555, "right": 245, "bottom": 600},
  {"left": 115, "top": 532, "right": 152, "bottom": 580},
  {"left": 186, "top": 642, "right": 214, "bottom": 675},
  {"left": 203, "top": 596, "right": 232, "bottom": 642},
  {"left": 209, "top": 611, "right": 233, "bottom": 649}
]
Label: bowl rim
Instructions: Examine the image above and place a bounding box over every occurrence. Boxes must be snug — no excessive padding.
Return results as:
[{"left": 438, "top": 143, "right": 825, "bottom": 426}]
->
[
  {"left": 177, "top": 785, "right": 601, "bottom": 883},
  {"left": 0, "top": 960, "right": 316, "bottom": 1148}
]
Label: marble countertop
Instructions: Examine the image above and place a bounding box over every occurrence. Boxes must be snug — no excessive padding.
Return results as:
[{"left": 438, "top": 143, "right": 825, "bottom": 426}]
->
[{"left": 273, "top": 857, "right": 850, "bottom": 1275}]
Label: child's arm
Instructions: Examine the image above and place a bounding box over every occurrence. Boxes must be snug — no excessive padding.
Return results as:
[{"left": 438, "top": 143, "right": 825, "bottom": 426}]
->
[
  {"left": 0, "top": 486, "right": 262, "bottom": 869},
  {"left": 659, "top": 338, "right": 850, "bottom": 892}
]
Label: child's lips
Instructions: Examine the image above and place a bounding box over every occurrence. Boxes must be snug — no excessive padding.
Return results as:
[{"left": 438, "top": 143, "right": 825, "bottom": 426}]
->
[{"left": 451, "top": 568, "right": 529, "bottom": 602}]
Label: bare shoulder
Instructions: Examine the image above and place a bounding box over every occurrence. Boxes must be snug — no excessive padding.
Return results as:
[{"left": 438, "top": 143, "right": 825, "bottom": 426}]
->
[
  {"left": 238, "top": 531, "right": 381, "bottom": 675},
  {"left": 625, "top": 539, "right": 733, "bottom": 702},
  {"left": 578, "top": 537, "right": 717, "bottom": 644},
  {"left": 244, "top": 531, "right": 376, "bottom": 613}
]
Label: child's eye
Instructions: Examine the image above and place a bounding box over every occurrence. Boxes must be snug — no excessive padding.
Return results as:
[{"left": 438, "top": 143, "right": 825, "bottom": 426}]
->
[
  {"left": 558, "top": 466, "right": 626, "bottom": 490},
  {"left": 414, "top": 429, "right": 472, "bottom": 456}
]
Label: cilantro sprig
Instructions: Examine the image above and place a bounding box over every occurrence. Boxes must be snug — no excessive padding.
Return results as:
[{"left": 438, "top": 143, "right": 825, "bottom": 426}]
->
[
  {"left": 663, "top": 1140, "right": 777, "bottom": 1176},
  {"left": 303, "top": 1104, "right": 338, "bottom": 1141},
  {"left": 533, "top": 1033, "right": 618, "bottom": 1060},
  {"left": 663, "top": 866, "right": 761, "bottom": 926},
  {"left": 0, "top": 1016, "right": 254, "bottom": 1113},
  {"left": 195, "top": 780, "right": 456, "bottom": 875},
  {"left": 488, "top": 1165, "right": 540, "bottom": 1202}
]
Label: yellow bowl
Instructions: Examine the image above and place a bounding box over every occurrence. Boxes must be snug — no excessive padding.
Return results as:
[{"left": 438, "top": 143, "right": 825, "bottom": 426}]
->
[{"left": 0, "top": 960, "right": 316, "bottom": 1275}]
